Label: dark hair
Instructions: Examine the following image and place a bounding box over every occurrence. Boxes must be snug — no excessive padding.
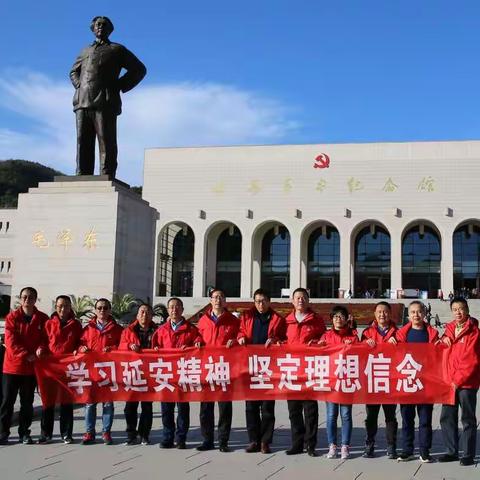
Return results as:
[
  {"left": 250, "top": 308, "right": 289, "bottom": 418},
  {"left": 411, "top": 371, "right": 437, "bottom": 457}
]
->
[
  {"left": 20, "top": 287, "right": 38, "bottom": 300},
  {"left": 55, "top": 295, "right": 72, "bottom": 304},
  {"left": 253, "top": 288, "right": 270, "bottom": 301},
  {"left": 374, "top": 301, "right": 391, "bottom": 311},
  {"left": 209, "top": 288, "right": 225, "bottom": 298},
  {"left": 292, "top": 287, "right": 309, "bottom": 299},
  {"left": 450, "top": 297, "right": 469, "bottom": 311},
  {"left": 95, "top": 298, "right": 112, "bottom": 309},
  {"left": 167, "top": 297, "right": 183, "bottom": 308},
  {"left": 137, "top": 303, "right": 154, "bottom": 315},
  {"left": 90, "top": 16, "right": 114, "bottom": 35},
  {"left": 408, "top": 300, "right": 425, "bottom": 313},
  {"left": 330, "top": 305, "right": 349, "bottom": 319}
]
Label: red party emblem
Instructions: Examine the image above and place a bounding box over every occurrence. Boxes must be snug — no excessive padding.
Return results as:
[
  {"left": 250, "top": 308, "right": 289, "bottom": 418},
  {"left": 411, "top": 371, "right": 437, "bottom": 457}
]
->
[{"left": 313, "top": 153, "right": 330, "bottom": 169}]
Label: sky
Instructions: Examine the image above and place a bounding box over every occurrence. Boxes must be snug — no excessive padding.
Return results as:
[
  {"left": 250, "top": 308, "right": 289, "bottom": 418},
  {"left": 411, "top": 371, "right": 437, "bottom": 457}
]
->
[{"left": 1, "top": 0, "right": 480, "bottom": 185}]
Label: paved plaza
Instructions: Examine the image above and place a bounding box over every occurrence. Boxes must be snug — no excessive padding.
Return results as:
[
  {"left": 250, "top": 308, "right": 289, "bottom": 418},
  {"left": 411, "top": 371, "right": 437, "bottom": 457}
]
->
[{"left": 0, "top": 399, "right": 478, "bottom": 480}]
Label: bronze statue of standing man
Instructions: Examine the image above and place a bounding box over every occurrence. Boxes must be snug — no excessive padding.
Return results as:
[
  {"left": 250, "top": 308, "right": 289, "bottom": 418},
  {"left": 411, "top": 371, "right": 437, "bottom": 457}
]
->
[{"left": 70, "top": 16, "right": 146, "bottom": 179}]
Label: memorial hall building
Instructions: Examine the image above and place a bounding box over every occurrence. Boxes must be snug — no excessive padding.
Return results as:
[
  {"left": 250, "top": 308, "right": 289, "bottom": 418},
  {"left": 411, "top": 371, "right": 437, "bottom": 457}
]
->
[{"left": 1, "top": 140, "right": 480, "bottom": 314}]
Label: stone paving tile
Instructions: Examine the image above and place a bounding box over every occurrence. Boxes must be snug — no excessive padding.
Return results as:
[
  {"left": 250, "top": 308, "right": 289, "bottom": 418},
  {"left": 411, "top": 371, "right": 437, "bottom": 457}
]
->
[{"left": 0, "top": 401, "right": 478, "bottom": 479}]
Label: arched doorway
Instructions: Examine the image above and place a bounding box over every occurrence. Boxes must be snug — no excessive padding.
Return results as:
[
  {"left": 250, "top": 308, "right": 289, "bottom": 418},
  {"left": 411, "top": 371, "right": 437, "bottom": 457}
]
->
[
  {"left": 261, "top": 225, "right": 290, "bottom": 297},
  {"left": 453, "top": 222, "right": 480, "bottom": 298},
  {"left": 402, "top": 223, "right": 441, "bottom": 298},
  {"left": 354, "top": 224, "right": 391, "bottom": 298},
  {"left": 306, "top": 225, "right": 340, "bottom": 298},
  {"left": 215, "top": 225, "right": 242, "bottom": 297}
]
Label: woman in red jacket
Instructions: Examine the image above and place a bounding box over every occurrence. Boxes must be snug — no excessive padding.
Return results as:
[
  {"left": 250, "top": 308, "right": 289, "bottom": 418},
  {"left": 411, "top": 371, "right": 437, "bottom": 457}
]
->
[
  {"left": 78, "top": 298, "right": 123, "bottom": 445},
  {"left": 152, "top": 297, "right": 202, "bottom": 449},
  {"left": 0, "top": 287, "right": 48, "bottom": 445},
  {"left": 38, "top": 295, "right": 82, "bottom": 444},
  {"left": 320, "top": 305, "right": 358, "bottom": 460},
  {"left": 361, "top": 301, "right": 399, "bottom": 459},
  {"left": 119, "top": 304, "right": 158, "bottom": 445}
]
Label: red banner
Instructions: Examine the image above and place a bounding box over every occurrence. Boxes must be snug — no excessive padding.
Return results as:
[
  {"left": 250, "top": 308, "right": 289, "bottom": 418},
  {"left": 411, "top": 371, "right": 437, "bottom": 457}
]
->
[{"left": 34, "top": 344, "right": 455, "bottom": 406}]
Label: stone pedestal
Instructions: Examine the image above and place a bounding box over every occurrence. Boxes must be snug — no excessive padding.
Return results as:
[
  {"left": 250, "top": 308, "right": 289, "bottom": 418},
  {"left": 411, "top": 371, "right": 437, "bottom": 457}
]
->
[{"left": 11, "top": 177, "right": 158, "bottom": 313}]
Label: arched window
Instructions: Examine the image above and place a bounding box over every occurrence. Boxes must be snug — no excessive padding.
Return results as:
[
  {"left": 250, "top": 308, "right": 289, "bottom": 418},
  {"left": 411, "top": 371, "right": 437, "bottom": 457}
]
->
[
  {"left": 402, "top": 224, "right": 441, "bottom": 297},
  {"left": 261, "top": 226, "right": 290, "bottom": 297},
  {"left": 354, "top": 225, "right": 391, "bottom": 298},
  {"left": 307, "top": 226, "right": 340, "bottom": 298},
  {"left": 216, "top": 226, "right": 242, "bottom": 297},
  {"left": 453, "top": 223, "right": 480, "bottom": 298}
]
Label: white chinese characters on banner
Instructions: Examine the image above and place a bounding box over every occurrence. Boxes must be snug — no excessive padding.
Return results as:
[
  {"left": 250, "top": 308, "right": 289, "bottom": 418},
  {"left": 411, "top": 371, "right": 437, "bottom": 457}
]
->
[
  {"left": 277, "top": 354, "right": 301, "bottom": 391},
  {"left": 121, "top": 359, "right": 148, "bottom": 392},
  {"left": 334, "top": 354, "right": 361, "bottom": 393},
  {"left": 149, "top": 358, "right": 174, "bottom": 392},
  {"left": 177, "top": 357, "right": 202, "bottom": 392},
  {"left": 396, "top": 354, "right": 424, "bottom": 393},
  {"left": 66, "top": 362, "right": 92, "bottom": 394},
  {"left": 94, "top": 361, "right": 119, "bottom": 391},
  {"left": 364, "top": 354, "right": 391, "bottom": 394},
  {"left": 205, "top": 356, "right": 231, "bottom": 392},
  {"left": 305, "top": 356, "right": 331, "bottom": 391},
  {"left": 248, "top": 355, "right": 274, "bottom": 389}
]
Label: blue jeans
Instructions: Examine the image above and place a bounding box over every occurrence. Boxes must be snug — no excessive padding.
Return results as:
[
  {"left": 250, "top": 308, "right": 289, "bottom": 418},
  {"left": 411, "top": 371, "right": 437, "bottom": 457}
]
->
[
  {"left": 326, "top": 402, "right": 353, "bottom": 446},
  {"left": 85, "top": 402, "right": 114, "bottom": 434}
]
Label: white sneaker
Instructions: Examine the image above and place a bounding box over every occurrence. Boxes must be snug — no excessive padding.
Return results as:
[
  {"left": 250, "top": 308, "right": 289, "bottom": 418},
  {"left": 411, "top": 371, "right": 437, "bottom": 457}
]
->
[
  {"left": 326, "top": 444, "right": 337, "bottom": 459},
  {"left": 341, "top": 445, "right": 350, "bottom": 459}
]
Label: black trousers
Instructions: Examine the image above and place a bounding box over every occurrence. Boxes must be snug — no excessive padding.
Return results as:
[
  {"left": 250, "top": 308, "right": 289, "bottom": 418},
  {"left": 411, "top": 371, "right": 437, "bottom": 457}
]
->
[
  {"left": 365, "top": 404, "right": 398, "bottom": 447},
  {"left": 245, "top": 400, "right": 275, "bottom": 444},
  {"left": 287, "top": 400, "right": 318, "bottom": 450},
  {"left": 161, "top": 402, "right": 190, "bottom": 443},
  {"left": 124, "top": 401, "right": 153, "bottom": 439},
  {"left": 75, "top": 108, "right": 118, "bottom": 177},
  {"left": 0, "top": 373, "right": 36, "bottom": 438},
  {"left": 199, "top": 401, "right": 232, "bottom": 446},
  {"left": 400, "top": 404, "right": 433, "bottom": 455},
  {"left": 41, "top": 404, "right": 74, "bottom": 438},
  {"left": 440, "top": 388, "right": 478, "bottom": 458}
]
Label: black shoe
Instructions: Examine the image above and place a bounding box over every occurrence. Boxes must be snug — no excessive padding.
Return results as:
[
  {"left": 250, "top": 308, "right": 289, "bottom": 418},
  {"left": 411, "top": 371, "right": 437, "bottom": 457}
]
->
[
  {"left": 37, "top": 435, "right": 52, "bottom": 445},
  {"left": 21, "top": 435, "right": 33, "bottom": 445},
  {"left": 176, "top": 441, "right": 186, "bottom": 449},
  {"left": 419, "top": 451, "right": 434, "bottom": 463},
  {"left": 196, "top": 442, "right": 214, "bottom": 451},
  {"left": 307, "top": 447, "right": 317, "bottom": 457},
  {"left": 219, "top": 444, "right": 231, "bottom": 453},
  {"left": 0, "top": 435, "right": 8, "bottom": 445},
  {"left": 397, "top": 452, "right": 415, "bottom": 462},
  {"left": 245, "top": 442, "right": 260, "bottom": 453},
  {"left": 459, "top": 456, "right": 474, "bottom": 466},
  {"left": 286, "top": 447, "right": 303, "bottom": 455},
  {"left": 124, "top": 437, "right": 138, "bottom": 446},
  {"left": 63, "top": 436, "right": 74, "bottom": 445},
  {"left": 387, "top": 446, "right": 398, "bottom": 459},
  {"left": 438, "top": 453, "right": 459, "bottom": 463},
  {"left": 160, "top": 441, "right": 174, "bottom": 449},
  {"left": 140, "top": 437, "right": 150, "bottom": 445},
  {"left": 363, "top": 443, "right": 374, "bottom": 458}
]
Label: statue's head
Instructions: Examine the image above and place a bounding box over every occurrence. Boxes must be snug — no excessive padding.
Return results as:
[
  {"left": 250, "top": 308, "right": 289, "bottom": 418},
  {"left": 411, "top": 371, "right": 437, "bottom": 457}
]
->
[{"left": 90, "top": 16, "right": 114, "bottom": 40}]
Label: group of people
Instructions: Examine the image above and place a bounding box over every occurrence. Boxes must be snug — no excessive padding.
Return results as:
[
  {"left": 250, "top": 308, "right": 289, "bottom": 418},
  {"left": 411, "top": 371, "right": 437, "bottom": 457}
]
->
[{"left": 0, "top": 287, "right": 479, "bottom": 467}]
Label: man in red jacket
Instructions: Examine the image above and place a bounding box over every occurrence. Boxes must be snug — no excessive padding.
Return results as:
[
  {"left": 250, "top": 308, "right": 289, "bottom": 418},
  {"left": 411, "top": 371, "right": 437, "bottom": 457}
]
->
[
  {"left": 361, "top": 301, "right": 398, "bottom": 459},
  {"left": 78, "top": 298, "right": 123, "bottom": 445},
  {"left": 0, "top": 287, "right": 48, "bottom": 445},
  {"left": 439, "top": 297, "right": 480, "bottom": 466},
  {"left": 238, "top": 288, "right": 286, "bottom": 454},
  {"left": 152, "top": 297, "right": 202, "bottom": 449},
  {"left": 284, "top": 288, "right": 325, "bottom": 456},
  {"left": 119, "top": 303, "right": 158, "bottom": 445},
  {"left": 38, "top": 295, "right": 83, "bottom": 444},
  {"left": 196, "top": 288, "right": 239, "bottom": 452}
]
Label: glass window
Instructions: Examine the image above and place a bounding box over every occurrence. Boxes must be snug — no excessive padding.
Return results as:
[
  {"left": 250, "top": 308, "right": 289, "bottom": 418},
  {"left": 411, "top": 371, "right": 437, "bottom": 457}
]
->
[
  {"left": 261, "top": 226, "right": 290, "bottom": 297},
  {"left": 216, "top": 226, "right": 242, "bottom": 297}
]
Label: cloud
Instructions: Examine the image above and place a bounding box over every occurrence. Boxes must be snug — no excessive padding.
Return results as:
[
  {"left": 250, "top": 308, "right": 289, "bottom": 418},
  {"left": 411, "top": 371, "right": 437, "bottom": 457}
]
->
[{"left": 0, "top": 71, "right": 298, "bottom": 185}]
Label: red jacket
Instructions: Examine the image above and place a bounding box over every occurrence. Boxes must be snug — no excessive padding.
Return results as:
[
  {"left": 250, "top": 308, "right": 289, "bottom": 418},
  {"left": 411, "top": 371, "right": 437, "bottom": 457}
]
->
[
  {"left": 321, "top": 328, "right": 359, "bottom": 345},
  {"left": 45, "top": 312, "right": 83, "bottom": 354},
  {"left": 284, "top": 310, "right": 326, "bottom": 345},
  {"left": 118, "top": 320, "right": 159, "bottom": 351},
  {"left": 197, "top": 309, "right": 239, "bottom": 346},
  {"left": 237, "top": 308, "right": 286, "bottom": 344},
  {"left": 151, "top": 319, "right": 202, "bottom": 348},
  {"left": 396, "top": 322, "right": 439, "bottom": 344},
  {"left": 79, "top": 316, "right": 123, "bottom": 352},
  {"left": 442, "top": 318, "right": 480, "bottom": 389},
  {"left": 361, "top": 321, "right": 397, "bottom": 344},
  {"left": 3, "top": 307, "right": 49, "bottom": 375}
]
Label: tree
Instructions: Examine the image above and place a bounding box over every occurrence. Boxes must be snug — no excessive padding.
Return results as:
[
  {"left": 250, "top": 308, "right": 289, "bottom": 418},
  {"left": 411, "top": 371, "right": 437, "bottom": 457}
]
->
[
  {"left": 69, "top": 295, "right": 94, "bottom": 322},
  {"left": 153, "top": 302, "right": 168, "bottom": 324},
  {"left": 110, "top": 293, "right": 139, "bottom": 325}
]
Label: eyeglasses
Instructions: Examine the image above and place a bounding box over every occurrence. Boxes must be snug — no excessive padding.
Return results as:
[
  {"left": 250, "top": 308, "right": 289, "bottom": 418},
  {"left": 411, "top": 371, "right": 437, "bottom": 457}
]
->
[
  {"left": 21, "top": 295, "right": 36, "bottom": 300},
  {"left": 96, "top": 306, "right": 110, "bottom": 311},
  {"left": 211, "top": 295, "right": 224, "bottom": 300}
]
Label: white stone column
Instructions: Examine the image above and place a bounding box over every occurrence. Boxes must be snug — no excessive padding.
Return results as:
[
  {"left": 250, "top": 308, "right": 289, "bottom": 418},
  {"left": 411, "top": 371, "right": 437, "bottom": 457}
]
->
[
  {"left": 390, "top": 231, "right": 403, "bottom": 294},
  {"left": 289, "top": 233, "right": 302, "bottom": 290},
  {"left": 339, "top": 227, "right": 352, "bottom": 296},
  {"left": 441, "top": 228, "right": 454, "bottom": 297},
  {"left": 240, "top": 230, "right": 252, "bottom": 298},
  {"left": 192, "top": 227, "right": 206, "bottom": 298}
]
